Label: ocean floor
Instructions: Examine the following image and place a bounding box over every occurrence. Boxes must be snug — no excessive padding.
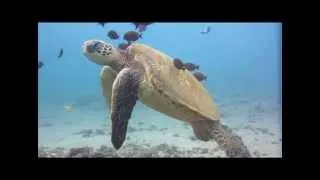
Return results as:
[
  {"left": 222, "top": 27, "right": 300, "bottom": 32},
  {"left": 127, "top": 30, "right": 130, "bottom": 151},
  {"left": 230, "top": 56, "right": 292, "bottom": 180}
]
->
[{"left": 38, "top": 95, "right": 282, "bottom": 158}]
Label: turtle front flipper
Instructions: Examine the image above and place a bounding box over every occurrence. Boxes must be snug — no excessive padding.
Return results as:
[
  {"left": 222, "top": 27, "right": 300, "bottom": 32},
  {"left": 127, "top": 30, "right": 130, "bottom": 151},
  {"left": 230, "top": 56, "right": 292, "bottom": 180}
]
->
[
  {"left": 190, "top": 121, "right": 251, "bottom": 157},
  {"left": 100, "top": 66, "right": 117, "bottom": 112},
  {"left": 110, "top": 68, "right": 142, "bottom": 150}
]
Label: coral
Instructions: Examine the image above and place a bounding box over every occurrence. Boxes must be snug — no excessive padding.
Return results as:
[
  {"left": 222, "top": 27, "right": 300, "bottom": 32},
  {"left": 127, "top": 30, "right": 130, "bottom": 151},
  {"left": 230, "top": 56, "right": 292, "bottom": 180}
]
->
[
  {"left": 127, "top": 126, "right": 136, "bottom": 133},
  {"left": 95, "top": 129, "right": 106, "bottom": 135},
  {"left": 68, "top": 146, "right": 93, "bottom": 157}
]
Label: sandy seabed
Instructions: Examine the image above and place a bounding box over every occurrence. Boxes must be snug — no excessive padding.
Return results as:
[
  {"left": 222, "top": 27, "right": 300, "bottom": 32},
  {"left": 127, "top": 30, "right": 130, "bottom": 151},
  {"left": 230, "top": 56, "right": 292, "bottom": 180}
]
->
[{"left": 38, "top": 96, "right": 282, "bottom": 158}]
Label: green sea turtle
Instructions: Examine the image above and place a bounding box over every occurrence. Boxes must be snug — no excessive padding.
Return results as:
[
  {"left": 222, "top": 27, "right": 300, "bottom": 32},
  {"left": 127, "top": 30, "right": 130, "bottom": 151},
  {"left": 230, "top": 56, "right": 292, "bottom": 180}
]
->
[{"left": 82, "top": 40, "right": 251, "bottom": 157}]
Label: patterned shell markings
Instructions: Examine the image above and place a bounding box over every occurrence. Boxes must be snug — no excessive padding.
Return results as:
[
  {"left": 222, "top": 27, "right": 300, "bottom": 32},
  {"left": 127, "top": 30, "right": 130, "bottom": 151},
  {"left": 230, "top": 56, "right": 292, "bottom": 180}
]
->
[{"left": 128, "top": 44, "right": 221, "bottom": 121}]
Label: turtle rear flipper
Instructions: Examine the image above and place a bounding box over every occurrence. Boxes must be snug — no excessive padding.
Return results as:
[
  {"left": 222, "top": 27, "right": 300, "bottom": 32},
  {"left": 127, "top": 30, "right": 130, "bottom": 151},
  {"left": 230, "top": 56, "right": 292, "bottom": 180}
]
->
[
  {"left": 190, "top": 121, "right": 211, "bottom": 141},
  {"left": 190, "top": 120, "right": 251, "bottom": 157},
  {"left": 110, "top": 68, "right": 142, "bottom": 150}
]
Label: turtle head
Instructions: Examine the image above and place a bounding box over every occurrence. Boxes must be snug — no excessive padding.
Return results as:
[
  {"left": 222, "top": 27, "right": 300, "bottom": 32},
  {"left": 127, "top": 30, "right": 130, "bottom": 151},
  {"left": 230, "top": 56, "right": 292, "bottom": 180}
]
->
[{"left": 82, "top": 40, "right": 122, "bottom": 67}]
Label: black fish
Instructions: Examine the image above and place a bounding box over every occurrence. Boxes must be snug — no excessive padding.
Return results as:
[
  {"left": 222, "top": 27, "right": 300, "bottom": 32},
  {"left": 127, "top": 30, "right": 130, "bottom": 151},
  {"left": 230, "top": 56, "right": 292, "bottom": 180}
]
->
[
  {"left": 132, "top": 22, "right": 153, "bottom": 32},
  {"left": 123, "top": 31, "right": 142, "bottom": 44},
  {"left": 98, "top": 22, "right": 107, "bottom": 27},
  {"left": 173, "top": 58, "right": 185, "bottom": 70},
  {"left": 200, "top": 26, "right": 211, "bottom": 34},
  {"left": 38, "top": 61, "right": 44, "bottom": 69},
  {"left": 118, "top": 43, "right": 129, "bottom": 50},
  {"left": 193, "top": 72, "right": 207, "bottom": 81},
  {"left": 136, "top": 24, "right": 147, "bottom": 32},
  {"left": 57, "top": 48, "right": 63, "bottom": 59},
  {"left": 133, "top": 22, "right": 153, "bottom": 28},
  {"left": 107, "top": 30, "right": 119, "bottom": 40},
  {"left": 184, "top": 63, "right": 199, "bottom": 71}
]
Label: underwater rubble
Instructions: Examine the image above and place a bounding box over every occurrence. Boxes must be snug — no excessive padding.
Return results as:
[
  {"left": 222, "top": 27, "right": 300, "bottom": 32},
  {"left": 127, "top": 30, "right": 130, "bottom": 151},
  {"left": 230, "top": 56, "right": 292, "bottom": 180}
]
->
[
  {"left": 73, "top": 128, "right": 107, "bottom": 138},
  {"left": 173, "top": 134, "right": 180, "bottom": 137},
  {"left": 38, "top": 143, "right": 226, "bottom": 158},
  {"left": 127, "top": 126, "right": 137, "bottom": 133},
  {"left": 189, "top": 136, "right": 197, "bottom": 141},
  {"left": 39, "top": 122, "right": 52, "bottom": 128},
  {"left": 148, "top": 125, "right": 158, "bottom": 131}
]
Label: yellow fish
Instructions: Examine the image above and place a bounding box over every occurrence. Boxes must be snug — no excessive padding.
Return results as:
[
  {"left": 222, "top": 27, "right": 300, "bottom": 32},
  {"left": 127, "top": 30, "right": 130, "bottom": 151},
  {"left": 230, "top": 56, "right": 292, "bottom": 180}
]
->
[{"left": 64, "top": 104, "right": 75, "bottom": 112}]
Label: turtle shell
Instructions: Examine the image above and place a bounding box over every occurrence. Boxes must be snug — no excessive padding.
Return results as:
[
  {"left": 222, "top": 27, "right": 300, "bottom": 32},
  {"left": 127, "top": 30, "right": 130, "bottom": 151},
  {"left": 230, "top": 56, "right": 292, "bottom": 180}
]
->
[{"left": 127, "top": 43, "right": 221, "bottom": 122}]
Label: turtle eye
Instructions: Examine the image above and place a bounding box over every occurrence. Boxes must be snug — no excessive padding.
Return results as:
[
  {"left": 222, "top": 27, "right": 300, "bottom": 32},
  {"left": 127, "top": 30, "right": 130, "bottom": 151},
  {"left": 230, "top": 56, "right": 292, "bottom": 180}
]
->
[
  {"left": 86, "top": 41, "right": 102, "bottom": 54},
  {"left": 92, "top": 41, "right": 101, "bottom": 50}
]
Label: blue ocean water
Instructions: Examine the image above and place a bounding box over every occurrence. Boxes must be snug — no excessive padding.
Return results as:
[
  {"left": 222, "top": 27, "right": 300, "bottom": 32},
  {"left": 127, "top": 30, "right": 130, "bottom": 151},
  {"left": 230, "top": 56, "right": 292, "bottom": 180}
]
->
[{"left": 38, "top": 23, "right": 282, "bottom": 158}]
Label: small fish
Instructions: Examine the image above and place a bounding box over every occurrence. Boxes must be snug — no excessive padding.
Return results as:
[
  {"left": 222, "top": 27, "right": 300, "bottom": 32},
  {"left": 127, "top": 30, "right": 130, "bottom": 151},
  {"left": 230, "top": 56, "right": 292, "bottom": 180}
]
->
[
  {"left": 136, "top": 24, "right": 147, "bottom": 32},
  {"left": 132, "top": 23, "right": 153, "bottom": 32},
  {"left": 193, "top": 72, "right": 207, "bottom": 81},
  {"left": 118, "top": 43, "right": 129, "bottom": 50},
  {"left": 173, "top": 58, "right": 185, "bottom": 70},
  {"left": 184, "top": 62, "right": 199, "bottom": 71},
  {"left": 200, "top": 26, "right": 211, "bottom": 34},
  {"left": 133, "top": 22, "right": 153, "bottom": 28},
  {"left": 38, "top": 61, "right": 44, "bottom": 69},
  {"left": 57, "top": 48, "right": 64, "bottom": 59},
  {"left": 64, "top": 104, "right": 74, "bottom": 112},
  {"left": 97, "top": 22, "right": 107, "bottom": 27},
  {"left": 107, "top": 30, "right": 119, "bottom": 40},
  {"left": 123, "top": 31, "right": 142, "bottom": 44}
]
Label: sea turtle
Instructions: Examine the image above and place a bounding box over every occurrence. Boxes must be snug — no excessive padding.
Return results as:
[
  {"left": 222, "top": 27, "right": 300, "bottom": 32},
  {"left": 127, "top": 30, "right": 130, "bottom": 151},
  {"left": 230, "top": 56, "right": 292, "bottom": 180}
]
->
[{"left": 82, "top": 40, "right": 251, "bottom": 157}]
